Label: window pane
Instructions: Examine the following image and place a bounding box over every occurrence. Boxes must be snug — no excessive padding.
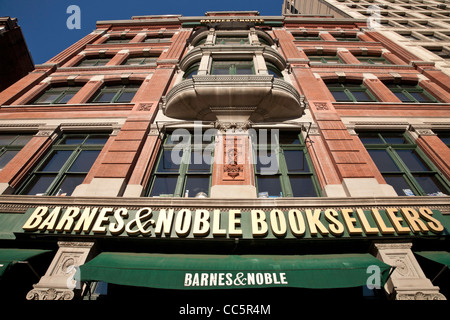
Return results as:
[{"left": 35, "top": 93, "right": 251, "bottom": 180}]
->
[
  {"left": 284, "top": 150, "right": 309, "bottom": 172},
  {"left": 0, "top": 150, "right": 19, "bottom": 169},
  {"left": 396, "top": 149, "right": 431, "bottom": 171},
  {"left": 60, "top": 135, "right": 86, "bottom": 145},
  {"left": 410, "top": 92, "right": 433, "bottom": 102},
  {"left": 382, "top": 133, "right": 406, "bottom": 144},
  {"left": 94, "top": 92, "right": 117, "bottom": 103},
  {"left": 257, "top": 176, "right": 282, "bottom": 197},
  {"left": 211, "top": 65, "right": 230, "bottom": 75},
  {"left": 150, "top": 176, "right": 178, "bottom": 196},
  {"left": 188, "top": 150, "right": 211, "bottom": 172},
  {"left": 331, "top": 91, "right": 351, "bottom": 102},
  {"left": 0, "top": 135, "right": 16, "bottom": 145},
  {"left": 368, "top": 150, "right": 400, "bottom": 171},
  {"left": 116, "top": 91, "right": 136, "bottom": 103},
  {"left": 57, "top": 93, "right": 75, "bottom": 104},
  {"left": 68, "top": 150, "right": 101, "bottom": 172},
  {"left": 157, "top": 149, "right": 182, "bottom": 172},
  {"left": 235, "top": 64, "right": 253, "bottom": 75},
  {"left": 40, "top": 150, "right": 72, "bottom": 172},
  {"left": 436, "top": 132, "right": 450, "bottom": 145},
  {"left": 413, "top": 174, "right": 448, "bottom": 195},
  {"left": 394, "top": 92, "right": 413, "bottom": 102},
  {"left": 256, "top": 151, "right": 278, "bottom": 174},
  {"left": 289, "top": 176, "right": 317, "bottom": 197},
  {"left": 384, "top": 174, "right": 415, "bottom": 196},
  {"left": 34, "top": 93, "right": 60, "bottom": 104},
  {"left": 56, "top": 175, "right": 86, "bottom": 196},
  {"left": 185, "top": 175, "right": 210, "bottom": 197},
  {"left": 359, "top": 132, "right": 383, "bottom": 144},
  {"left": 22, "top": 174, "right": 56, "bottom": 195},
  {"left": 351, "top": 90, "right": 373, "bottom": 102},
  {"left": 10, "top": 135, "right": 33, "bottom": 146},
  {"left": 84, "top": 135, "right": 109, "bottom": 145}
]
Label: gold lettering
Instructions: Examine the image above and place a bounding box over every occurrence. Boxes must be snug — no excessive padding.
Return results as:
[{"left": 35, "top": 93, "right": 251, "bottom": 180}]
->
[
  {"left": 109, "top": 208, "right": 128, "bottom": 235},
  {"left": 288, "top": 209, "right": 305, "bottom": 237},
  {"left": 371, "top": 208, "right": 395, "bottom": 234},
  {"left": 212, "top": 210, "right": 226, "bottom": 237},
  {"left": 55, "top": 207, "right": 80, "bottom": 232},
  {"left": 154, "top": 209, "right": 174, "bottom": 236},
  {"left": 23, "top": 207, "right": 49, "bottom": 231},
  {"left": 341, "top": 209, "right": 363, "bottom": 235},
  {"left": 73, "top": 207, "right": 99, "bottom": 234},
  {"left": 419, "top": 207, "right": 444, "bottom": 234},
  {"left": 305, "top": 209, "right": 329, "bottom": 236},
  {"left": 228, "top": 210, "right": 242, "bottom": 237},
  {"left": 193, "top": 209, "right": 210, "bottom": 237},
  {"left": 175, "top": 209, "right": 192, "bottom": 237},
  {"left": 270, "top": 209, "right": 287, "bottom": 238},
  {"left": 251, "top": 210, "right": 268, "bottom": 237},
  {"left": 356, "top": 209, "right": 379, "bottom": 235},
  {"left": 400, "top": 208, "right": 428, "bottom": 234},
  {"left": 324, "top": 209, "right": 344, "bottom": 236},
  {"left": 386, "top": 208, "right": 410, "bottom": 234},
  {"left": 39, "top": 207, "right": 61, "bottom": 232},
  {"left": 92, "top": 208, "right": 113, "bottom": 234}
]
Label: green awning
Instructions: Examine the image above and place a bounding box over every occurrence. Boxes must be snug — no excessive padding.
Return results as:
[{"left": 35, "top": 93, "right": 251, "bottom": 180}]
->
[
  {"left": 0, "top": 249, "right": 51, "bottom": 278},
  {"left": 416, "top": 251, "right": 450, "bottom": 267},
  {"left": 79, "top": 253, "right": 391, "bottom": 290}
]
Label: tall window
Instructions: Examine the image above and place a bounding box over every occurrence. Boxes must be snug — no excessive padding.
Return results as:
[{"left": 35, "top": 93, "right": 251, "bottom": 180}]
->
[
  {"left": 147, "top": 132, "right": 214, "bottom": 197},
  {"left": 326, "top": 82, "right": 377, "bottom": 102},
  {"left": 211, "top": 60, "right": 254, "bottom": 75},
  {"left": 105, "top": 37, "right": 130, "bottom": 44},
  {"left": 384, "top": 83, "right": 438, "bottom": 103},
  {"left": 308, "top": 55, "right": 343, "bottom": 64},
  {"left": 123, "top": 57, "right": 158, "bottom": 65},
  {"left": 16, "top": 133, "right": 109, "bottom": 196},
  {"left": 77, "top": 57, "right": 111, "bottom": 67},
  {"left": 0, "top": 134, "right": 34, "bottom": 170},
  {"left": 436, "top": 131, "right": 450, "bottom": 147},
  {"left": 32, "top": 86, "right": 82, "bottom": 105},
  {"left": 89, "top": 84, "right": 141, "bottom": 103},
  {"left": 359, "top": 131, "right": 449, "bottom": 196},
  {"left": 355, "top": 55, "right": 391, "bottom": 65},
  {"left": 215, "top": 36, "right": 249, "bottom": 45},
  {"left": 253, "top": 131, "right": 319, "bottom": 198}
]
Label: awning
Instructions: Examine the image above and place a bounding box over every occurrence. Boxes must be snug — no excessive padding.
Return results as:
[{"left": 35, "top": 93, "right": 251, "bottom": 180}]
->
[
  {"left": 79, "top": 253, "right": 391, "bottom": 290},
  {"left": 0, "top": 248, "right": 51, "bottom": 278},
  {"left": 415, "top": 251, "right": 450, "bottom": 267}
]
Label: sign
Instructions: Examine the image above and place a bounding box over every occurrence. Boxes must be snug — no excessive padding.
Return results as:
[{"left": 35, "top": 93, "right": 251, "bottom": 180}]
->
[
  {"left": 21, "top": 206, "right": 447, "bottom": 239},
  {"left": 200, "top": 19, "right": 265, "bottom": 24}
]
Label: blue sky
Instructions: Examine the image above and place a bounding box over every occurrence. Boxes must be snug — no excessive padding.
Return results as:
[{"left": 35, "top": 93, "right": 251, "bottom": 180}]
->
[{"left": 0, "top": 0, "right": 283, "bottom": 64}]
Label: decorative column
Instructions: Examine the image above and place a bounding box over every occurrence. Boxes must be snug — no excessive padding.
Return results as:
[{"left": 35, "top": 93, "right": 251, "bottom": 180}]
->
[
  {"left": 26, "top": 242, "right": 95, "bottom": 300},
  {"left": 210, "top": 122, "right": 256, "bottom": 198},
  {"left": 372, "top": 243, "right": 446, "bottom": 300}
]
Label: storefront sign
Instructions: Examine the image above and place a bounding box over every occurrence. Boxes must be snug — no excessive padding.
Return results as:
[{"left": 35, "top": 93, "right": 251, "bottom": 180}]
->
[
  {"left": 200, "top": 19, "right": 265, "bottom": 24},
  {"left": 21, "top": 206, "right": 447, "bottom": 239}
]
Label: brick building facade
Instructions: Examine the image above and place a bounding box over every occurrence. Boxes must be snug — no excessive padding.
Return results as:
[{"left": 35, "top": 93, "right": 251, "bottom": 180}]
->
[{"left": 0, "top": 11, "right": 449, "bottom": 304}]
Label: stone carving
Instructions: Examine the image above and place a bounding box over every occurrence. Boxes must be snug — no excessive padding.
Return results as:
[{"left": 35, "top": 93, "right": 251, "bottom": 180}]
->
[
  {"left": 137, "top": 103, "right": 153, "bottom": 111},
  {"left": 313, "top": 102, "right": 329, "bottom": 110},
  {"left": 224, "top": 147, "right": 243, "bottom": 179},
  {"left": 27, "top": 287, "right": 74, "bottom": 300},
  {"left": 397, "top": 292, "right": 446, "bottom": 300}
]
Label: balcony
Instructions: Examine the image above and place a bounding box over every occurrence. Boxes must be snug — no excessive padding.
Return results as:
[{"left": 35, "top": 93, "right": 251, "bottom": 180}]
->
[{"left": 162, "top": 75, "right": 304, "bottom": 122}]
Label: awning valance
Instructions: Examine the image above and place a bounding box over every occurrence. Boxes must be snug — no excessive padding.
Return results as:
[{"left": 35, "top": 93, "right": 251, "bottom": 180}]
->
[
  {"left": 416, "top": 251, "right": 450, "bottom": 267},
  {"left": 79, "top": 253, "right": 391, "bottom": 290},
  {"left": 0, "top": 249, "right": 51, "bottom": 278}
]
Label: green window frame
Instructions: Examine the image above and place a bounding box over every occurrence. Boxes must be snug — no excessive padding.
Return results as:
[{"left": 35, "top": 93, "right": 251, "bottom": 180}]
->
[
  {"left": 332, "top": 35, "right": 361, "bottom": 41},
  {"left": 0, "top": 134, "right": 34, "bottom": 170},
  {"left": 123, "top": 57, "right": 158, "bottom": 65},
  {"left": 89, "top": 84, "right": 141, "bottom": 103},
  {"left": 31, "top": 86, "right": 82, "bottom": 105},
  {"left": 355, "top": 56, "right": 391, "bottom": 65},
  {"left": 308, "top": 55, "right": 343, "bottom": 64},
  {"left": 144, "top": 37, "right": 172, "bottom": 43},
  {"left": 210, "top": 60, "right": 254, "bottom": 75},
  {"left": 326, "top": 82, "right": 378, "bottom": 102},
  {"left": 77, "top": 57, "right": 111, "bottom": 67},
  {"left": 105, "top": 37, "right": 130, "bottom": 44},
  {"left": 385, "top": 83, "right": 438, "bottom": 103},
  {"left": 215, "top": 36, "right": 249, "bottom": 45},
  {"left": 359, "top": 131, "right": 450, "bottom": 196},
  {"left": 147, "top": 132, "right": 214, "bottom": 198},
  {"left": 293, "top": 35, "right": 321, "bottom": 41},
  {"left": 16, "top": 133, "right": 109, "bottom": 196},
  {"left": 253, "top": 131, "right": 320, "bottom": 198}
]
